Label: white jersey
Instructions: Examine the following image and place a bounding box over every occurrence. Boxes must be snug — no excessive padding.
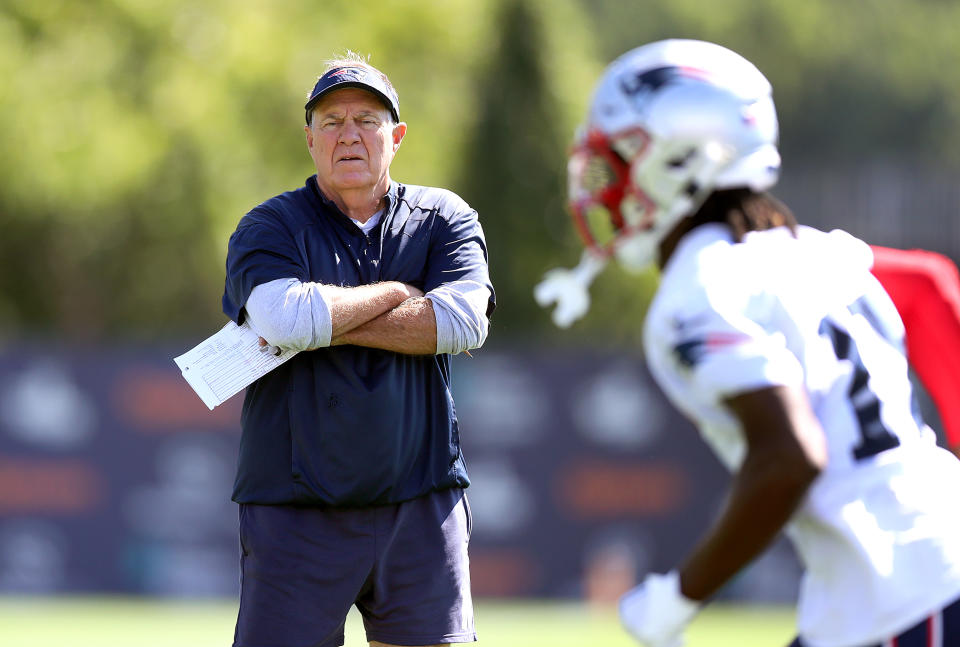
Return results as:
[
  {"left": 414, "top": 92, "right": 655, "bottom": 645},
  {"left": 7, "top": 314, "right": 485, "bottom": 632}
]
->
[{"left": 644, "top": 223, "right": 960, "bottom": 647}]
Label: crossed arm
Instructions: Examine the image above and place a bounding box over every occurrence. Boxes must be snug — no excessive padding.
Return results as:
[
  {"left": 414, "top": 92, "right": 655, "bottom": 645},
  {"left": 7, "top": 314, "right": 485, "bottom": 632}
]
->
[
  {"left": 244, "top": 277, "right": 488, "bottom": 356},
  {"left": 330, "top": 288, "right": 438, "bottom": 355}
]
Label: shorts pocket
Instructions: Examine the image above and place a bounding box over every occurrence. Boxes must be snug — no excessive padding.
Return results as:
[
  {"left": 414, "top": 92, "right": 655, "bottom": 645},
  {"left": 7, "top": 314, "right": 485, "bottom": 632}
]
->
[
  {"left": 462, "top": 492, "right": 473, "bottom": 542},
  {"left": 238, "top": 504, "right": 250, "bottom": 556}
]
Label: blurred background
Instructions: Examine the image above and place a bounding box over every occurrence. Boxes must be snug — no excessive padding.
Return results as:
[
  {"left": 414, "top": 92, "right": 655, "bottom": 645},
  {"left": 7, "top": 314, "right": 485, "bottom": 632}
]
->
[{"left": 2, "top": 0, "right": 960, "bottom": 644}]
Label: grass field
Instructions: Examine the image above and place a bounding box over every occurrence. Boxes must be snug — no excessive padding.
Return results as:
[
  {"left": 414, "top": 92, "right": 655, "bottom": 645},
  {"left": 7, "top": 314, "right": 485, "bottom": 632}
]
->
[{"left": 0, "top": 597, "right": 795, "bottom": 647}]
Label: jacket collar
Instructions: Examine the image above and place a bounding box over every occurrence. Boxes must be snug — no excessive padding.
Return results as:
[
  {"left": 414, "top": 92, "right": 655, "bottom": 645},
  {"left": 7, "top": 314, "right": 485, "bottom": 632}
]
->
[{"left": 306, "top": 175, "right": 398, "bottom": 232}]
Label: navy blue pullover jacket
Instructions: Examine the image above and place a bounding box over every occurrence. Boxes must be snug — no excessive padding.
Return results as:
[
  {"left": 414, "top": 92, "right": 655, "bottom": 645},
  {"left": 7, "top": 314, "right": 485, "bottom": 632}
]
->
[{"left": 222, "top": 177, "right": 495, "bottom": 506}]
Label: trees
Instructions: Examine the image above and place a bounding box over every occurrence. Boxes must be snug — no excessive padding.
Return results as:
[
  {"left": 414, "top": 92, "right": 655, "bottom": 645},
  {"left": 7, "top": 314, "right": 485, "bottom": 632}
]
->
[
  {"left": 454, "top": 0, "right": 599, "bottom": 341},
  {"left": 0, "top": 0, "right": 490, "bottom": 341},
  {"left": 2, "top": 0, "right": 959, "bottom": 342}
]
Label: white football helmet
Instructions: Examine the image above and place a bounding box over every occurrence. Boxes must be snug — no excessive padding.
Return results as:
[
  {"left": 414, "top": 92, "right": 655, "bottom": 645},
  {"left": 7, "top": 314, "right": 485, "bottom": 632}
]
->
[{"left": 568, "top": 39, "right": 781, "bottom": 270}]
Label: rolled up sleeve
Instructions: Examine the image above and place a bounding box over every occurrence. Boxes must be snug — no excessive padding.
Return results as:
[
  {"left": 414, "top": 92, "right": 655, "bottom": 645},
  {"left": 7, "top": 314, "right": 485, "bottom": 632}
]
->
[
  {"left": 223, "top": 211, "right": 305, "bottom": 324},
  {"left": 244, "top": 278, "right": 334, "bottom": 351},
  {"left": 428, "top": 280, "right": 492, "bottom": 354},
  {"left": 422, "top": 202, "right": 496, "bottom": 355}
]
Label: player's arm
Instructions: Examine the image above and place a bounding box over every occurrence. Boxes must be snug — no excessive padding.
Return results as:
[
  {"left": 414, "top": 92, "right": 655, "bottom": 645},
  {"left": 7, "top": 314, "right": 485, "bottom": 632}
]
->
[
  {"left": 870, "top": 245, "right": 960, "bottom": 457},
  {"left": 245, "top": 278, "right": 423, "bottom": 351},
  {"left": 618, "top": 383, "right": 826, "bottom": 646},
  {"left": 678, "top": 384, "right": 827, "bottom": 601}
]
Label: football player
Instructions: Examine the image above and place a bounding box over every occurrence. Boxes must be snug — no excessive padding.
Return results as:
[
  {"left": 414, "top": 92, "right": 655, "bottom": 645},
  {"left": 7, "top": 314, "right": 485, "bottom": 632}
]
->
[{"left": 536, "top": 39, "right": 960, "bottom": 647}]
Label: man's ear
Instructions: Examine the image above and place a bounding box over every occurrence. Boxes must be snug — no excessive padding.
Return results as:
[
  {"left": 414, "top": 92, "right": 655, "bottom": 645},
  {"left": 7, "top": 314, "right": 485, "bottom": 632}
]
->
[
  {"left": 392, "top": 122, "right": 407, "bottom": 151},
  {"left": 305, "top": 124, "right": 314, "bottom": 148}
]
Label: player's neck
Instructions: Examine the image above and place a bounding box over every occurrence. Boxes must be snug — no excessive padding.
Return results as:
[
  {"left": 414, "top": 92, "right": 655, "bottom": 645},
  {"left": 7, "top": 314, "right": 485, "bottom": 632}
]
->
[{"left": 657, "top": 216, "right": 696, "bottom": 269}]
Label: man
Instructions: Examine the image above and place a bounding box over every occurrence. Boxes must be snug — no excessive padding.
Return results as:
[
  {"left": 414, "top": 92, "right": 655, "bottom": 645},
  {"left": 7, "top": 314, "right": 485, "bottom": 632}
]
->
[
  {"left": 222, "top": 52, "right": 494, "bottom": 647},
  {"left": 536, "top": 39, "right": 960, "bottom": 647}
]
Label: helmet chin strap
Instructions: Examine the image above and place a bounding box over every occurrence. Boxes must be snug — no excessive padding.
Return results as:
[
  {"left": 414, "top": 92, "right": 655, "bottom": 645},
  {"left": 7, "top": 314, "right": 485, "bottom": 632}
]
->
[
  {"left": 615, "top": 192, "right": 697, "bottom": 270},
  {"left": 533, "top": 248, "right": 608, "bottom": 328},
  {"left": 614, "top": 139, "right": 731, "bottom": 268}
]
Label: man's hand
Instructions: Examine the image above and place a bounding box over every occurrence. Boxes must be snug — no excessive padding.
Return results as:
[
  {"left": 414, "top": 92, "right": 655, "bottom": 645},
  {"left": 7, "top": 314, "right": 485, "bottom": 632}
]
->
[
  {"left": 619, "top": 571, "right": 700, "bottom": 647},
  {"left": 257, "top": 337, "right": 282, "bottom": 356}
]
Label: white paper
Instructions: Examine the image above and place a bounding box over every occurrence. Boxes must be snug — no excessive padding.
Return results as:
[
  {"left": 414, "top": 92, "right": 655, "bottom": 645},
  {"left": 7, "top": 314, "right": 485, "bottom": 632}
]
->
[{"left": 174, "top": 321, "right": 299, "bottom": 410}]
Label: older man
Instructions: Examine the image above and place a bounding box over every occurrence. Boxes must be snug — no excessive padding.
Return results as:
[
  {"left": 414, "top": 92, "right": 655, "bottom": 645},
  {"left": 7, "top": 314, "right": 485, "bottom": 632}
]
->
[{"left": 222, "top": 52, "right": 494, "bottom": 647}]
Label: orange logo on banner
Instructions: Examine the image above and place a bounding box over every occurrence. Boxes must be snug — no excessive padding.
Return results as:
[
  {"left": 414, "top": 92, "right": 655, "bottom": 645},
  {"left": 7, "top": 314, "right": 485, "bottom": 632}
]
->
[
  {"left": 469, "top": 549, "right": 538, "bottom": 597},
  {"left": 113, "top": 367, "right": 241, "bottom": 430},
  {"left": 0, "top": 457, "right": 103, "bottom": 512},
  {"left": 557, "top": 461, "right": 690, "bottom": 518}
]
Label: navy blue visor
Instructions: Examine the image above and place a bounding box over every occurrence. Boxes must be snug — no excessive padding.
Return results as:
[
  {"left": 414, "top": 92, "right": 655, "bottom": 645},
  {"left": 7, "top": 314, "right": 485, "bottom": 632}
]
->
[{"left": 304, "top": 66, "right": 400, "bottom": 124}]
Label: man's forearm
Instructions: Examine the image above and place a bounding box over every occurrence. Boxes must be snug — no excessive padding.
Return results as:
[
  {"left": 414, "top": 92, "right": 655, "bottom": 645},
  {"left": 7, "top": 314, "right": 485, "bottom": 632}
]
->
[
  {"left": 326, "top": 282, "right": 422, "bottom": 338},
  {"left": 332, "top": 297, "right": 437, "bottom": 355},
  {"left": 245, "top": 279, "right": 421, "bottom": 351}
]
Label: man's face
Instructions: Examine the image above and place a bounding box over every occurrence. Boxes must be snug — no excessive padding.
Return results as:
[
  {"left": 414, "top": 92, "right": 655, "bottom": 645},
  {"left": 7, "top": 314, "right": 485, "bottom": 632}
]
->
[{"left": 305, "top": 87, "right": 405, "bottom": 199}]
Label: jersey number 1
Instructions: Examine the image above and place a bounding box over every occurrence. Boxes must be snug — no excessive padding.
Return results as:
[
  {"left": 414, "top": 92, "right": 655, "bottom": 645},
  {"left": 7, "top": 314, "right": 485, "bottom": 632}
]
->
[{"left": 819, "top": 301, "right": 901, "bottom": 461}]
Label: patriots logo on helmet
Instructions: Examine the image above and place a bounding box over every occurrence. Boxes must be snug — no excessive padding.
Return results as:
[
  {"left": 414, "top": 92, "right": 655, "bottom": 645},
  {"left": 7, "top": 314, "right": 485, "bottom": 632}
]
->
[{"left": 619, "top": 65, "right": 712, "bottom": 98}]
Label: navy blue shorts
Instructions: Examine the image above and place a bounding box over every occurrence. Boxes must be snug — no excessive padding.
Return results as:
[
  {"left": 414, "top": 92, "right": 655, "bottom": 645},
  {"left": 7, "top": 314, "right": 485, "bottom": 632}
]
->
[
  {"left": 788, "top": 592, "right": 960, "bottom": 647},
  {"left": 233, "top": 488, "right": 475, "bottom": 647}
]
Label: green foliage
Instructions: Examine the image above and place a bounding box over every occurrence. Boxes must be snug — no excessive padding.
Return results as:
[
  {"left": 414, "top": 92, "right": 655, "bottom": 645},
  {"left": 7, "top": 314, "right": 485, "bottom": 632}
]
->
[
  {"left": 579, "top": 0, "right": 960, "bottom": 165},
  {"left": 453, "top": 0, "right": 599, "bottom": 342},
  {"left": 0, "top": 0, "right": 493, "bottom": 341},
  {"left": 2, "top": 0, "right": 960, "bottom": 341}
]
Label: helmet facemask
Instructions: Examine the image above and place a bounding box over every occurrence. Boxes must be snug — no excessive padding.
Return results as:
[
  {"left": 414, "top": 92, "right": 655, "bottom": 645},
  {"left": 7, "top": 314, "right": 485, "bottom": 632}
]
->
[
  {"left": 568, "top": 126, "right": 734, "bottom": 271},
  {"left": 568, "top": 127, "right": 654, "bottom": 260}
]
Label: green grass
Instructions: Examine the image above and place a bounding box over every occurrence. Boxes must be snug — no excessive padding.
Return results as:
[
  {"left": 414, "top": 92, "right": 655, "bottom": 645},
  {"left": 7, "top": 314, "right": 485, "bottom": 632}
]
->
[{"left": 0, "top": 597, "right": 795, "bottom": 647}]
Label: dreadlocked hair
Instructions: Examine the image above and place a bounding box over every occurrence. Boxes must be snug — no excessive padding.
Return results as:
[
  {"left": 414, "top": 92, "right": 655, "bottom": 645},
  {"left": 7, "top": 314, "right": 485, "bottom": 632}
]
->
[{"left": 689, "top": 188, "right": 797, "bottom": 242}]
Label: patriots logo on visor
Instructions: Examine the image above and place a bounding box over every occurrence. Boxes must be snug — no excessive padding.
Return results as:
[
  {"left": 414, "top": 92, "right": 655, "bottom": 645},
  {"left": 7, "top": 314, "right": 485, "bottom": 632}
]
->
[{"left": 327, "top": 67, "right": 363, "bottom": 78}]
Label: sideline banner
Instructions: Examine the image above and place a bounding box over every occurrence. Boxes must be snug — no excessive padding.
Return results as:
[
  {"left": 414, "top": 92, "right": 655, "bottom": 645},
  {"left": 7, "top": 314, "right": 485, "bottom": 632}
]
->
[{"left": 0, "top": 346, "right": 800, "bottom": 601}]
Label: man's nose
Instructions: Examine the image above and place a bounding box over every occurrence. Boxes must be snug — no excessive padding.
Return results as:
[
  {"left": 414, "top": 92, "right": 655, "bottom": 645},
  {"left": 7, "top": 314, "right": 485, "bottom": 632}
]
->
[{"left": 338, "top": 121, "right": 361, "bottom": 144}]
